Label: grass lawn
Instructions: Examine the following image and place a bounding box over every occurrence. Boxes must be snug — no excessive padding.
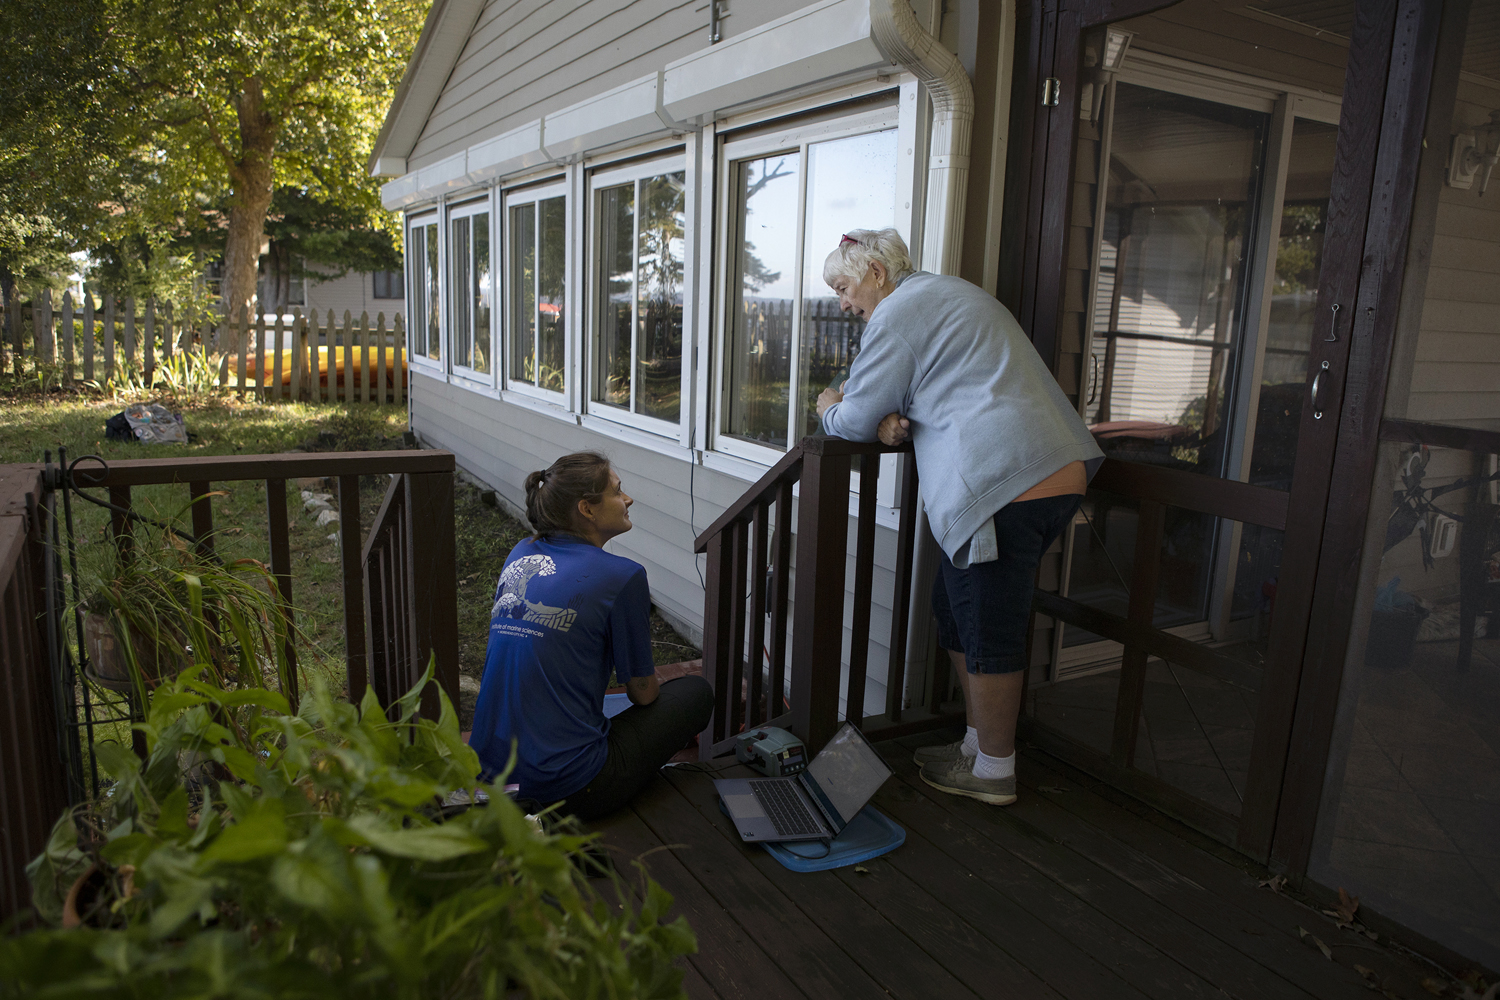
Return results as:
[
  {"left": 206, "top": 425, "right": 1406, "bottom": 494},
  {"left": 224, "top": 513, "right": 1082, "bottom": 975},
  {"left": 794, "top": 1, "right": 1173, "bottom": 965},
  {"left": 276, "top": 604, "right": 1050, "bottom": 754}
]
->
[{"left": 1, "top": 382, "right": 699, "bottom": 732}]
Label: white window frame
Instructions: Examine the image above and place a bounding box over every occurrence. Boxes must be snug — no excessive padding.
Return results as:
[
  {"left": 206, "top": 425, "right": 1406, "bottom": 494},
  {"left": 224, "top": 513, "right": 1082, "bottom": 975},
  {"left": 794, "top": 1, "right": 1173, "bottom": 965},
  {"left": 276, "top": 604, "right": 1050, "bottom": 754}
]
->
[
  {"left": 502, "top": 178, "right": 570, "bottom": 402},
  {"left": 712, "top": 100, "right": 903, "bottom": 467},
  {"left": 446, "top": 197, "right": 496, "bottom": 387},
  {"left": 406, "top": 210, "right": 441, "bottom": 370},
  {"left": 586, "top": 150, "right": 689, "bottom": 438}
]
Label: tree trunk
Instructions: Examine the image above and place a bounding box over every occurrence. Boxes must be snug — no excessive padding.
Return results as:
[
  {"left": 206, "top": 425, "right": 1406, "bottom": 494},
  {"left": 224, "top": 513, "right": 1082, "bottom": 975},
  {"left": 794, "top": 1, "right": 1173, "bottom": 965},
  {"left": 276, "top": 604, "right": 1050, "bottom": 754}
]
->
[{"left": 220, "top": 78, "right": 278, "bottom": 347}]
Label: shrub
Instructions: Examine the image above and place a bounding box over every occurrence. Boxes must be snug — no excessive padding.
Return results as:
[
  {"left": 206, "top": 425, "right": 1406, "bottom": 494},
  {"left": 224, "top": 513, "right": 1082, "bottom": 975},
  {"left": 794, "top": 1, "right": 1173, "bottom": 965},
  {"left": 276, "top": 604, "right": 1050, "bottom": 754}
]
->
[{"left": 4, "top": 666, "right": 694, "bottom": 999}]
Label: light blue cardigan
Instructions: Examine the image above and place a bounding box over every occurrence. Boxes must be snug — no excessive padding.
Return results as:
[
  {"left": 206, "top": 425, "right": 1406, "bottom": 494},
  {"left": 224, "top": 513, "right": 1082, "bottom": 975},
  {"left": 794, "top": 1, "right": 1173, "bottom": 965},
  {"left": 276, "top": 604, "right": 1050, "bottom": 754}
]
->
[{"left": 820, "top": 271, "right": 1103, "bottom": 564}]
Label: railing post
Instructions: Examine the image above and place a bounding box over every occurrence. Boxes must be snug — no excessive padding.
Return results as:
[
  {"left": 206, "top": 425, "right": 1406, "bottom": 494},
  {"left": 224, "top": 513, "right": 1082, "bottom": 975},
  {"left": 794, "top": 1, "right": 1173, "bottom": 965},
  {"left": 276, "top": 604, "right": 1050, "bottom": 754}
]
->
[
  {"left": 0, "top": 469, "right": 70, "bottom": 922},
  {"left": 338, "top": 475, "right": 367, "bottom": 703},
  {"left": 699, "top": 530, "right": 735, "bottom": 758},
  {"left": 789, "top": 440, "right": 851, "bottom": 754},
  {"left": 265, "top": 478, "right": 299, "bottom": 709},
  {"left": 885, "top": 453, "right": 921, "bottom": 721},
  {"left": 405, "top": 472, "right": 459, "bottom": 718},
  {"left": 845, "top": 454, "right": 881, "bottom": 726}
]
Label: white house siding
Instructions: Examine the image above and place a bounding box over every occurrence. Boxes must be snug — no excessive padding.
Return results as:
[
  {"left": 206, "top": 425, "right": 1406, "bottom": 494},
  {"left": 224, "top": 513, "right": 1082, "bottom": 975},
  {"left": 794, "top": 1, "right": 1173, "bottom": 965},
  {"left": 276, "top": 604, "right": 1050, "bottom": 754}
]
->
[
  {"left": 1371, "top": 71, "right": 1500, "bottom": 602},
  {"left": 409, "top": 369, "right": 905, "bottom": 718},
  {"left": 407, "top": 0, "right": 814, "bottom": 171},
  {"left": 1405, "top": 75, "right": 1500, "bottom": 428},
  {"left": 303, "top": 270, "right": 404, "bottom": 323}
]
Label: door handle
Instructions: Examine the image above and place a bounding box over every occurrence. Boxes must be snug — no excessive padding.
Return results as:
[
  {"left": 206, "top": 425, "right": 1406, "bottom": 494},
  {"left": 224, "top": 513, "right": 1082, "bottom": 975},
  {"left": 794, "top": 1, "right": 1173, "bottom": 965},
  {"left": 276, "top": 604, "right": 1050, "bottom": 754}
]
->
[{"left": 1311, "top": 360, "right": 1330, "bottom": 419}]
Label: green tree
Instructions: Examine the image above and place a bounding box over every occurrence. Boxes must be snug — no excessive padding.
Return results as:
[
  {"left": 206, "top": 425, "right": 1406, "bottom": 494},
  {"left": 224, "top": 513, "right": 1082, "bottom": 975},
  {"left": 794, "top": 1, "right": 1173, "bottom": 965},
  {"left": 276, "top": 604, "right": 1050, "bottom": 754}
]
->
[
  {"left": 0, "top": 0, "right": 422, "bottom": 340},
  {"left": 261, "top": 186, "right": 403, "bottom": 315},
  {"left": 109, "top": 0, "right": 423, "bottom": 330},
  {"left": 0, "top": 0, "right": 119, "bottom": 318}
]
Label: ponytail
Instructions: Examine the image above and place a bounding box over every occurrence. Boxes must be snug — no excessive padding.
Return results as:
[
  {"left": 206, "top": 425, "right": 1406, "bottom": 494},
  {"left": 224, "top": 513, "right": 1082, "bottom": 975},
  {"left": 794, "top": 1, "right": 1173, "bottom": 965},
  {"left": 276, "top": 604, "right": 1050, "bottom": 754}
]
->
[{"left": 524, "top": 452, "right": 613, "bottom": 538}]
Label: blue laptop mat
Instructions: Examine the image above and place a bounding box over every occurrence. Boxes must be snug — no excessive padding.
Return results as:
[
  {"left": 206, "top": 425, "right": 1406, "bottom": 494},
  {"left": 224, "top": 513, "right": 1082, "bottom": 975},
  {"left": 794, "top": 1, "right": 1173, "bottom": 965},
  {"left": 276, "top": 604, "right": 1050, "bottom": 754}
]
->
[{"left": 758, "top": 803, "right": 905, "bottom": 873}]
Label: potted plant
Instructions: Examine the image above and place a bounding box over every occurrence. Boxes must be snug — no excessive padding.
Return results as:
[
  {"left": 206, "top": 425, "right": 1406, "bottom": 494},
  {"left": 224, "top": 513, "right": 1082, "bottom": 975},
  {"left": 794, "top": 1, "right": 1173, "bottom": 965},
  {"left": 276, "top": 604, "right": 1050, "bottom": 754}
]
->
[
  {"left": 78, "top": 517, "right": 298, "bottom": 700},
  {"left": 6, "top": 663, "right": 696, "bottom": 998}
]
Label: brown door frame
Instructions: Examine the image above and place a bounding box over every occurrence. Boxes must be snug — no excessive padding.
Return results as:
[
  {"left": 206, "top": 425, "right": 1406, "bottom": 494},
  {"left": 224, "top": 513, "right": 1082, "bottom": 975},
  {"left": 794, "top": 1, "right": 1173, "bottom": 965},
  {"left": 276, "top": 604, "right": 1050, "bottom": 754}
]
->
[
  {"left": 998, "top": 0, "right": 1451, "bottom": 863},
  {"left": 997, "top": 0, "right": 1178, "bottom": 368},
  {"left": 1266, "top": 0, "right": 1466, "bottom": 874}
]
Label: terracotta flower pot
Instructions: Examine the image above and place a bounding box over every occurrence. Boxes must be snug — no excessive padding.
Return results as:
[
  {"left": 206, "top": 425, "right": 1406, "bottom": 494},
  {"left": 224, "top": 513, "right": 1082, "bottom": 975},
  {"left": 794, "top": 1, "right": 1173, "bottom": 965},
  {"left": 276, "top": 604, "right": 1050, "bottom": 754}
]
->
[{"left": 61, "top": 863, "right": 100, "bottom": 929}]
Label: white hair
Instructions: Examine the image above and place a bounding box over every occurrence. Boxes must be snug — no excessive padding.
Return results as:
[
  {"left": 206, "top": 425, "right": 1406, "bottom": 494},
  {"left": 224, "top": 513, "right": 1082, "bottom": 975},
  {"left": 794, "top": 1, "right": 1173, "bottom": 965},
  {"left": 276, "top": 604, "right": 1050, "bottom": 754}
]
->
[{"left": 822, "top": 228, "right": 916, "bottom": 290}]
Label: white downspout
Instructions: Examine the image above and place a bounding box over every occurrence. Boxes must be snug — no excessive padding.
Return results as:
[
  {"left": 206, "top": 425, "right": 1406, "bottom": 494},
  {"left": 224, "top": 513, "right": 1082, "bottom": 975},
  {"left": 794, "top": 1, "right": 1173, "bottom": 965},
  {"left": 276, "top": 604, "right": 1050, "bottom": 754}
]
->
[
  {"left": 870, "top": 0, "right": 975, "bottom": 276},
  {"left": 871, "top": 1, "right": 977, "bottom": 717}
]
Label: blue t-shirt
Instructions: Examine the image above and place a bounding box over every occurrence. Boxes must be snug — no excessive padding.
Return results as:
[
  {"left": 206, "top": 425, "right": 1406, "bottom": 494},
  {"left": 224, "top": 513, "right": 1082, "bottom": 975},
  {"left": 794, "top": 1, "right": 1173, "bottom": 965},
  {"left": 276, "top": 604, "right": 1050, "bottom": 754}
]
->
[{"left": 468, "top": 534, "right": 656, "bottom": 802}]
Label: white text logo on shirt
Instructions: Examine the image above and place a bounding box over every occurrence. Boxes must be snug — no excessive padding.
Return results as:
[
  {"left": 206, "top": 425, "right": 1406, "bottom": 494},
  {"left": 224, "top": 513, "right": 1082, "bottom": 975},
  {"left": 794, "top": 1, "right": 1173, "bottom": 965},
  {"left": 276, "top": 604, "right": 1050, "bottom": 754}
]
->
[{"left": 492, "top": 554, "right": 577, "bottom": 632}]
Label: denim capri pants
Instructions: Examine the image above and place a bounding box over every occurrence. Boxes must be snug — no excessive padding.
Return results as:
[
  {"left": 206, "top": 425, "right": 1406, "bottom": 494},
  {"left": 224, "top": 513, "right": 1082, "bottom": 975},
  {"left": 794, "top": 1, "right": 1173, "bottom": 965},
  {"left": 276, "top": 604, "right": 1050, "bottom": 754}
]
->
[{"left": 932, "top": 493, "right": 1082, "bottom": 674}]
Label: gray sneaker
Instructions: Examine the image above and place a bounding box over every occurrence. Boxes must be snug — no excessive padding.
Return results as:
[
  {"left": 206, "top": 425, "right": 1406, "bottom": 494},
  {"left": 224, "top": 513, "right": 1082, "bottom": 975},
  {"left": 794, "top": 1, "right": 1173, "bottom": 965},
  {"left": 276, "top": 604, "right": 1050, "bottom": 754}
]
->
[
  {"left": 919, "top": 755, "right": 1017, "bottom": 805},
  {"left": 912, "top": 738, "right": 973, "bottom": 766}
]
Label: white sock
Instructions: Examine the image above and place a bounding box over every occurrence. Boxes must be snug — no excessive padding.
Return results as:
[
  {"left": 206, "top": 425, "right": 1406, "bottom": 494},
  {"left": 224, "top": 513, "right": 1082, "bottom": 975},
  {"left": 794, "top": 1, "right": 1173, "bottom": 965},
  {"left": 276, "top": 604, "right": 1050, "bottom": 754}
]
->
[
  {"left": 961, "top": 726, "right": 979, "bottom": 756},
  {"left": 972, "top": 750, "right": 1015, "bottom": 781}
]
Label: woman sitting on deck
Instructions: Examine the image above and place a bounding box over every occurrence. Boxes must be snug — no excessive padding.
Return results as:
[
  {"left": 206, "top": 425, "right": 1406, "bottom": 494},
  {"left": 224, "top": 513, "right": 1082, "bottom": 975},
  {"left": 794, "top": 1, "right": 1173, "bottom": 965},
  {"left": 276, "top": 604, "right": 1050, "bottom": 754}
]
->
[{"left": 468, "top": 452, "right": 714, "bottom": 821}]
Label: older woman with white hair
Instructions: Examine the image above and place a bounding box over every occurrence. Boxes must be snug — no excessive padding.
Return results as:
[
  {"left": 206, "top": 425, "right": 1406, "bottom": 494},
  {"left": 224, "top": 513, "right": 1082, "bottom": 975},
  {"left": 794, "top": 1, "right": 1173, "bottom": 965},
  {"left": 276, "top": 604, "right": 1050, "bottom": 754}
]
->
[{"left": 815, "top": 227, "right": 1103, "bottom": 806}]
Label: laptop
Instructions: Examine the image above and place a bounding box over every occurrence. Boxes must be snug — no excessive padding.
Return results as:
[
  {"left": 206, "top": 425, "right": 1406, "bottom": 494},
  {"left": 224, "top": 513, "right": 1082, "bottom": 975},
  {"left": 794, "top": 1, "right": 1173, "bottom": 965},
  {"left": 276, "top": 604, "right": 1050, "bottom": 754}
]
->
[{"left": 714, "top": 722, "right": 892, "bottom": 843}]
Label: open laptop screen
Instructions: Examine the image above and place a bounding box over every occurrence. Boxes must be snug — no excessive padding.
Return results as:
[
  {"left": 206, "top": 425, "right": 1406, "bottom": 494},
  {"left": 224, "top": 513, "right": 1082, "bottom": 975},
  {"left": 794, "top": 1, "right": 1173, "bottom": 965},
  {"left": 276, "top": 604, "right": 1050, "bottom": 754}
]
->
[{"left": 805, "top": 723, "right": 891, "bottom": 826}]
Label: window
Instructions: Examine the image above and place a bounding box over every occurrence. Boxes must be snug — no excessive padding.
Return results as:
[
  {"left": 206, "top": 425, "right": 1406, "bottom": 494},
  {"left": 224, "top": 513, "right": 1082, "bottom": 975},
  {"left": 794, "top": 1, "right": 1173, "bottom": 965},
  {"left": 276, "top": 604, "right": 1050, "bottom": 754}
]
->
[
  {"left": 505, "top": 182, "right": 567, "bottom": 395},
  {"left": 590, "top": 155, "right": 686, "bottom": 427},
  {"left": 408, "top": 216, "right": 440, "bottom": 362},
  {"left": 448, "top": 200, "right": 493, "bottom": 377},
  {"left": 372, "top": 269, "right": 404, "bottom": 299},
  {"left": 718, "top": 104, "right": 899, "bottom": 454}
]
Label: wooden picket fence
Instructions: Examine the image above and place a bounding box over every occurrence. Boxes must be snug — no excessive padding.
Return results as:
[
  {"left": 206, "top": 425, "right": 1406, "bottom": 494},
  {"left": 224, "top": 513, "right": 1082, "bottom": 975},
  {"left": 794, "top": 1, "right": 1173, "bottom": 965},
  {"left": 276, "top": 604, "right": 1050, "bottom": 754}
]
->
[{"left": 2, "top": 288, "right": 407, "bottom": 404}]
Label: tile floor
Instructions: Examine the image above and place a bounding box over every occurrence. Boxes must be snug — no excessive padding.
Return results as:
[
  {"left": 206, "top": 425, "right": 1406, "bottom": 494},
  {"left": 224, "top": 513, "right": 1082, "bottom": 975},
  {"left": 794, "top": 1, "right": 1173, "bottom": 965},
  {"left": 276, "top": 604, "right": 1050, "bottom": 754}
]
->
[
  {"left": 1030, "top": 657, "right": 1260, "bottom": 815},
  {"left": 1029, "top": 632, "right": 1500, "bottom": 970},
  {"left": 1314, "top": 634, "right": 1500, "bottom": 971}
]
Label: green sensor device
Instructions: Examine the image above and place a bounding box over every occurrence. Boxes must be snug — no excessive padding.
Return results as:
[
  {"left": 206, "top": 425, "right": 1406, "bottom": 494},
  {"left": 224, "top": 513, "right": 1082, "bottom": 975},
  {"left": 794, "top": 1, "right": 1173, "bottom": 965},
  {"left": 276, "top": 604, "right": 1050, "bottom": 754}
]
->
[{"left": 733, "top": 726, "right": 808, "bottom": 777}]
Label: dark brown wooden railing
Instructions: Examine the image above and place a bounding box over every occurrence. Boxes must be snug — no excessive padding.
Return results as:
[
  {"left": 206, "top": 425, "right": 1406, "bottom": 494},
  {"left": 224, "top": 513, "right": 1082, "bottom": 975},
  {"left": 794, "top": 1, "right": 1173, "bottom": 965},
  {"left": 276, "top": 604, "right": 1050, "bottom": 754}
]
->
[
  {"left": 0, "top": 465, "right": 68, "bottom": 923},
  {"left": 65, "top": 450, "right": 461, "bottom": 714},
  {"left": 362, "top": 471, "right": 458, "bottom": 720},
  {"left": 694, "top": 435, "right": 959, "bottom": 757},
  {"left": 0, "top": 450, "right": 461, "bottom": 925}
]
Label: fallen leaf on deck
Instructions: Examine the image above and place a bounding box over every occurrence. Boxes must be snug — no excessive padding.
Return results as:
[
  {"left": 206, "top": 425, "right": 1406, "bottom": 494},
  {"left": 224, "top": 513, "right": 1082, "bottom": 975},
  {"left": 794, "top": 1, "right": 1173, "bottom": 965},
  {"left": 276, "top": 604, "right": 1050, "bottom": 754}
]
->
[
  {"left": 853, "top": 865, "right": 870, "bottom": 874},
  {"left": 1260, "top": 875, "right": 1287, "bottom": 892},
  {"left": 1331, "top": 887, "right": 1360, "bottom": 928},
  {"left": 1298, "top": 926, "right": 1333, "bottom": 960},
  {"left": 1421, "top": 978, "right": 1447, "bottom": 996},
  {"left": 1356, "top": 965, "right": 1377, "bottom": 981}
]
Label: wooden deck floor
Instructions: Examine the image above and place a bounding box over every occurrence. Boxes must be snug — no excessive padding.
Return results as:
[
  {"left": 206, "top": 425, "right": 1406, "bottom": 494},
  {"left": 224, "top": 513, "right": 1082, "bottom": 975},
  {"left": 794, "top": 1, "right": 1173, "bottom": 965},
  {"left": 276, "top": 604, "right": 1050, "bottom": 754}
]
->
[{"left": 592, "top": 730, "right": 1442, "bottom": 1000}]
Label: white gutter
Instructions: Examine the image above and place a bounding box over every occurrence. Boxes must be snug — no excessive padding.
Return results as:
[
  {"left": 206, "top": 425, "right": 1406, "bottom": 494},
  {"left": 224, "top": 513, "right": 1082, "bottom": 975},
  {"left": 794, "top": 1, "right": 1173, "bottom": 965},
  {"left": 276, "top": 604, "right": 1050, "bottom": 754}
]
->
[
  {"left": 871, "top": 0, "right": 976, "bottom": 712},
  {"left": 870, "top": 0, "right": 974, "bottom": 276}
]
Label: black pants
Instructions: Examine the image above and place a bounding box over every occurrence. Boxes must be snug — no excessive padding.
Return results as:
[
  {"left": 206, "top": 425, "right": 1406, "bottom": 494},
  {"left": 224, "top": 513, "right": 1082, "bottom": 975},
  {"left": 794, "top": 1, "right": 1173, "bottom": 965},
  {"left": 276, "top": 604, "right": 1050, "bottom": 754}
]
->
[{"left": 555, "top": 675, "right": 714, "bottom": 822}]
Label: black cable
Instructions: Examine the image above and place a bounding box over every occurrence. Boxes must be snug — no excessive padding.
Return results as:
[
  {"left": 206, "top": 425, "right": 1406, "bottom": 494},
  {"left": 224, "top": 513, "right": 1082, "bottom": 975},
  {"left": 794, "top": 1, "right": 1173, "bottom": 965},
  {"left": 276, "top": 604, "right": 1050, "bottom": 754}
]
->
[{"left": 688, "top": 434, "right": 704, "bottom": 589}]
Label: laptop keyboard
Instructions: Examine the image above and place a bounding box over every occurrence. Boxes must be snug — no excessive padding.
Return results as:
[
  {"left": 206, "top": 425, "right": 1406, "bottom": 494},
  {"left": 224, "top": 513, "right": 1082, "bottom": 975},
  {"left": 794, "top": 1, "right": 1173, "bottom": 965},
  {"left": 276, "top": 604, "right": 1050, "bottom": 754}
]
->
[{"left": 750, "top": 779, "right": 822, "bottom": 837}]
